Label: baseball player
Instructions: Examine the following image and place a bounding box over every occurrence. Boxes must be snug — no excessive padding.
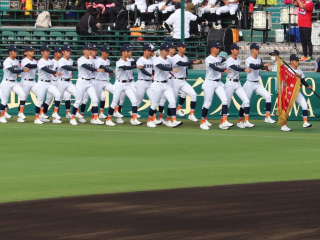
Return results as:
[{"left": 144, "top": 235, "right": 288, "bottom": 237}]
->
[
  {"left": 239, "top": 43, "right": 275, "bottom": 126},
  {"left": 216, "top": 0, "right": 239, "bottom": 28},
  {"left": 147, "top": 0, "right": 176, "bottom": 20},
  {"left": 69, "top": 44, "right": 104, "bottom": 125},
  {"left": 19, "top": 46, "right": 39, "bottom": 121},
  {"left": 281, "top": 54, "right": 312, "bottom": 131},
  {"left": 35, "top": 45, "right": 63, "bottom": 124},
  {"left": 0, "top": 45, "right": 28, "bottom": 123},
  {"left": 147, "top": 43, "right": 181, "bottom": 128},
  {"left": 171, "top": 41, "right": 200, "bottom": 122},
  {"left": 200, "top": 41, "right": 231, "bottom": 130},
  {"left": 105, "top": 44, "right": 142, "bottom": 126},
  {"left": 198, "top": 0, "right": 220, "bottom": 18},
  {"left": 224, "top": 43, "right": 252, "bottom": 129}
]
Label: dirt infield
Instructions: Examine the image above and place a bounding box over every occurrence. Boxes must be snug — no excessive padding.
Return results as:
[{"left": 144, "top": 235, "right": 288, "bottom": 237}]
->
[{"left": 1, "top": 180, "right": 320, "bottom": 239}]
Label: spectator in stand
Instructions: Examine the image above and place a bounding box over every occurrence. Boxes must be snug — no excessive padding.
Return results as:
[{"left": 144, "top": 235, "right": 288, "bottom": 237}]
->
[
  {"left": 147, "top": 0, "right": 177, "bottom": 22},
  {"left": 76, "top": 9, "right": 101, "bottom": 35},
  {"left": 269, "top": 50, "right": 279, "bottom": 72},
  {"left": 107, "top": 0, "right": 124, "bottom": 25},
  {"left": 197, "top": 0, "right": 220, "bottom": 24},
  {"left": 215, "top": 0, "right": 239, "bottom": 28},
  {"left": 313, "top": 57, "right": 320, "bottom": 72},
  {"left": 186, "top": 3, "right": 207, "bottom": 36},
  {"left": 292, "top": 0, "right": 314, "bottom": 62},
  {"left": 129, "top": 0, "right": 149, "bottom": 25}
]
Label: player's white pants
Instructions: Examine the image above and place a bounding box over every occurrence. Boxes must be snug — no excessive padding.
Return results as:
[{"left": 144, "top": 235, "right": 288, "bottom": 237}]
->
[
  {"left": 241, "top": 81, "right": 271, "bottom": 108},
  {"left": 74, "top": 78, "right": 98, "bottom": 108},
  {"left": 296, "top": 92, "right": 308, "bottom": 110},
  {"left": 202, "top": 79, "right": 228, "bottom": 109},
  {"left": 148, "top": 2, "right": 175, "bottom": 13},
  {"left": 151, "top": 81, "right": 176, "bottom": 110},
  {"left": 110, "top": 81, "right": 137, "bottom": 109},
  {"left": 0, "top": 81, "right": 26, "bottom": 105},
  {"left": 20, "top": 80, "right": 38, "bottom": 98},
  {"left": 170, "top": 78, "right": 197, "bottom": 102},
  {"left": 36, "top": 81, "right": 61, "bottom": 108},
  {"left": 224, "top": 80, "right": 250, "bottom": 108},
  {"left": 129, "top": 2, "right": 147, "bottom": 13},
  {"left": 202, "top": 5, "right": 220, "bottom": 14},
  {"left": 45, "top": 80, "right": 76, "bottom": 105},
  {"left": 135, "top": 80, "right": 153, "bottom": 108},
  {"left": 216, "top": 4, "right": 238, "bottom": 15}
]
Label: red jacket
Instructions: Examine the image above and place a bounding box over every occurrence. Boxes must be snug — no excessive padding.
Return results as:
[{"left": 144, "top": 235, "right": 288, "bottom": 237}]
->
[{"left": 297, "top": 0, "right": 314, "bottom": 28}]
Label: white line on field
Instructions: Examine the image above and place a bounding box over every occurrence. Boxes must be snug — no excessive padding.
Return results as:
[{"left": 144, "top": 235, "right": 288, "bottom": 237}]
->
[{"left": 9, "top": 126, "right": 320, "bottom": 140}]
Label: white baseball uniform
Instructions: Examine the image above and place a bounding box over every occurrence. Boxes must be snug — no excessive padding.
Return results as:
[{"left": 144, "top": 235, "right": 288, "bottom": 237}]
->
[
  {"left": 202, "top": 55, "right": 228, "bottom": 110},
  {"left": 288, "top": 67, "right": 308, "bottom": 111},
  {"left": 224, "top": 56, "right": 250, "bottom": 108},
  {"left": 148, "top": 0, "right": 175, "bottom": 14},
  {"left": 82, "top": 56, "right": 101, "bottom": 105},
  {"left": 216, "top": 1, "right": 238, "bottom": 15},
  {"left": 135, "top": 56, "right": 154, "bottom": 108},
  {"left": 20, "top": 57, "right": 39, "bottom": 98},
  {"left": 0, "top": 57, "right": 26, "bottom": 106},
  {"left": 198, "top": 0, "right": 220, "bottom": 14},
  {"left": 129, "top": 0, "right": 147, "bottom": 13}
]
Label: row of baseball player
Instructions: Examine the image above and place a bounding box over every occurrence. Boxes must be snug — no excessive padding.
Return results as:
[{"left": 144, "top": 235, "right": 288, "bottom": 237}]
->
[{"left": 0, "top": 42, "right": 312, "bottom": 131}]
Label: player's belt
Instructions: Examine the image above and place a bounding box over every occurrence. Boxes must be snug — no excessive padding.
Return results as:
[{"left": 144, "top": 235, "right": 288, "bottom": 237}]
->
[
  {"left": 155, "top": 80, "right": 167, "bottom": 83},
  {"left": 250, "top": 80, "right": 259, "bottom": 82},
  {"left": 80, "top": 78, "right": 91, "bottom": 81},
  {"left": 6, "top": 79, "right": 16, "bottom": 82},
  {"left": 209, "top": 79, "right": 220, "bottom": 82},
  {"left": 40, "top": 79, "right": 51, "bottom": 82},
  {"left": 175, "top": 77, "right": 186, "bottom": 80},
  {"left": 229, "top": 79, "right": 239, "bottom": 82},
  {"left": 24, "top": 79, "right": 34, "bottom": 81},
  {"left": 61, "top": 78, "right": 71, "bottom": 82},
  {"left": 139, "top": 79, "right": 151, "bottom": 81},
  {"left": 118, "top": 80, "right": 132, "bottom": 83}
]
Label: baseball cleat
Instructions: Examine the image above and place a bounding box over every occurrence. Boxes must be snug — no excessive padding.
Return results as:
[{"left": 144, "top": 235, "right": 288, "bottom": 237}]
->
[
  {"left": 204, "top": 120, "right": 212, "bottom": 127},
  {"left": 34, "top": 118, "right": 44, "bottom": 124},
  {"left": 0, "top": 117, "right": 7, "bottom": 123},
  {"left": 70, "top": 118, "right": 78, "bottom": 125},
  {"left": 224, "top": 120, "right": 234, "bottom": 127},
  {"left": 53, "top": 119, "right": 62, "bottom": 124},
  {"left": 158, "top": 118, "right": 164, "bottom": 123},
  {"left": 113, "top": 111, "right": 124, "bottom": 118},
  {"left": 66, "top": 113, "right": 72, "bottom": 119},
  {"left": 79, "top": 118, "right": 87, "bottom": 123},
  {"left": 90, "top": 119, "right": 93, "bottom": 124},
  {"left": 165, "top": 121, "right": 176, "bottom": 128},
  {"left": 75, "top": 112, "right": 83, "bottom": 119},
  {"left": 200, "top": 123, "right": 210, "bottom": 130},
  {"left": 4, "top": 112, "right": 12, "bottom": 119},
  {"left": 39, "top": 116, "right": 50, "bottom": 123},
  {"left": 176, "top": 109, "right": 185, "bottom": 117},
  {"left": 303, "top": 121, "right": 312, "bottom": 128},
  {"left": 264, "top": 116, "right": 276, "bottom": 124},
  {"left": 17, "top": 117, "right": 25, "bottom": 123},
  {"left": 40, "top": 113, "right": 49, "bottom": 119},
  {"left": 19, "top": 112, "right": 27, "bottom": 120},
  {"left": 281, "top": 125, "right": 292, "bottom": 131},
  {"left": 219, "top": 123, "right": 229, "bottom": 130},
  {"left": 92, "top": 119, "right": 104, "bottom": 125},
  {"left": 173, "top": 120, "right": 183, "bottom": 127},
  {"left": 147, "top": 121, "right": 156, "bottom": 128},
  {"left": 153, "top": 119, "right": 162, "bottom": 125},
  {"left": 97, "top": 118, "right": 104, "bottom": 124},
  {"left": 52, "top": 112, "right": 61, "bottom": 120},
  {"left": 99, "top": 113, "right": 107, "bottom": 119},
  {"left": 130, "top": 118, "right": 142, "bottom": 126},
  {"left": 116, "top": 118, "right": 125, "bottom": 124},
  {"left": 188, "top": 114, "right": 198, "bottom": 122},
  {"left": 237, "top": 121, "right": 246, "bottom": 129},
  {"left": 244, "top": 120, "right": 255, "bottom": 128},
  {"left": 105, "top": 119, "right": 116, "bottom": 126},
  {"left": 163, "top": 120, "right": 168, "bottom": 126}
]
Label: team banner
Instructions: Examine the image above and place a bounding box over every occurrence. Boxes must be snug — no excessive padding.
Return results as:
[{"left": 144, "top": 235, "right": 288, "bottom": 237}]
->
[
  {"left": 276, "top": 59, "right": 301, "bottom": 125},
  {"left": 1, "top": 70, "right": 319, "bottom": 120}
]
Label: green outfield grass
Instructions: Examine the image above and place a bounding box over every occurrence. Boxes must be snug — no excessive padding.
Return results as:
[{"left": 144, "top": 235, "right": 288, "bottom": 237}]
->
[{"left": 0, "top": 118, "right": 319, "bottom": 203}]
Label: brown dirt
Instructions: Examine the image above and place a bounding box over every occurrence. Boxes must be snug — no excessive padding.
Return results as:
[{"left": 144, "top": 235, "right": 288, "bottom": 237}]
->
[{"left": 1, "top": 180, "right": 320, "bottom": 239}]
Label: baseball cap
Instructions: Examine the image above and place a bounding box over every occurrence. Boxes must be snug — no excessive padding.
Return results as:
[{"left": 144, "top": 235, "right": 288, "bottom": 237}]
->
[
  {"left": 167, "top": 42, "right": 175, "bottom": 48},
  {"left": 290, "top": 54, "right": 299, "bottom": 61},
  {"left": 62, "top": 45, "right": 72, "bottom": 51},
  {"left": 175, "top": 2, "right": 181, "bottom": 9},
  {"left": 143, "top": 43, "right": 152, "bottom": 51},
  {"left": 91, "top": 44, "right": 98, "bottom": 50},
  {"left": 24, "top": 46, "right": 34, "bottom": 52},
  {"left": 101, "top": 45, "right": 110, "bottom": 52},
  {"left": 160, "top": 43, "right": 170, "bottom": 50},
  {"left": 54, "top": 47, "right": 62, "bottom": 53},
  {"left": 209, "top": 41, "right": 221, "bottom": 49},
  {"left": 120, "top": 44, "right": 132, "bottom": 52},
  {"left": 176, "top": 42, "right": 186, "bottom": 47},
  {"left": 8, "top": 45, "right": 18, "bottom": 52},
  {"left": 230, "top": 43, "right": 240, "bottom": 50},
  {"left": 250, "top": 42, "right": 260, "bottom": 50},
  {"left": 40, "top": 45, "right": 50, "bottom": 51},
  {"left": 83, "top": 44, "right": 91, "bottom": 50},
  {"left": 269, "top": 50, "right": 280, "bottom": 56}
]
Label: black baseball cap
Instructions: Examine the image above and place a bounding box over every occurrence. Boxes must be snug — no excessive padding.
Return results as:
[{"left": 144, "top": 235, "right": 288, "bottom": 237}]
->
[
  {"left": 209, "top": 41, "right": 221, "bottom": 49},
  {"left": 160, "top": 43, "right": 170, "bottom": 50},
  {"left": 143, "top": 43, "right": 152, "bottom": 51},
  {"left": 269, "top": 50, "right": 280, "bottom": 56},
  {"left": 83, "top": 44, "right": 91, "bottom": 50},
  {"left": 24, "top": 46, "right": 34, "bottom": 52},
  {"left": 62, "top": 45, "right": 72, "bottom": 51},
  {"left": 54, "top": 47, "right": 62, "bottom": 53},
  {"left": 40, "top": 45, "right": 50, "bottom": 51},
  {"left": 177, "top": 42, "right": 186, "bottom": 47},
  {"left": 8, "top": 45, "right": 18, "bottom": 52},
  {"left": 230, "top": 43, "right": 240, "bottom": 50},
  {"left": 91, "top": 44, "right": 98, "bottom": 50},
  {"left": 290, "top": 54, "right": 299, "bottom": 61},
  {"left": 250, "top": 42, "right": 260, "bottom": 50},
  {"left": 101, "top": 45, "right": 110, "bottom": 52},
  {"left": 167, "top": 42, "right": 175, "bottom": 48},
  {"left": 120, "top": 44, "right": 132, "bottom": 52}
]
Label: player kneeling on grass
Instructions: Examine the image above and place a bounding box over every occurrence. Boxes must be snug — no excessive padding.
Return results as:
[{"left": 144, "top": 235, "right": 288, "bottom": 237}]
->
[
  {"left": 224, "top": 43, "right": 252, "bottom": 129},
  {"left": 200, "top": 41, "right": 231, "bottom": 130},
  {"left": 0, "top": 45, "right": 29, "bottom": 123},
  {"left": 69, "top": 44, "right": 105, "bottom": 126},
  {"left": 281, "top": 54, "right": 312, "bottom": 132},
  {"left": 171, "top": 41, "right": 201, "bottom": 122},
  {"left": 105, "top": 44, "right": 142, "bottom": 126},
  {"left": 147, "top": 43, "right": 182, "bottom": 128}
]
